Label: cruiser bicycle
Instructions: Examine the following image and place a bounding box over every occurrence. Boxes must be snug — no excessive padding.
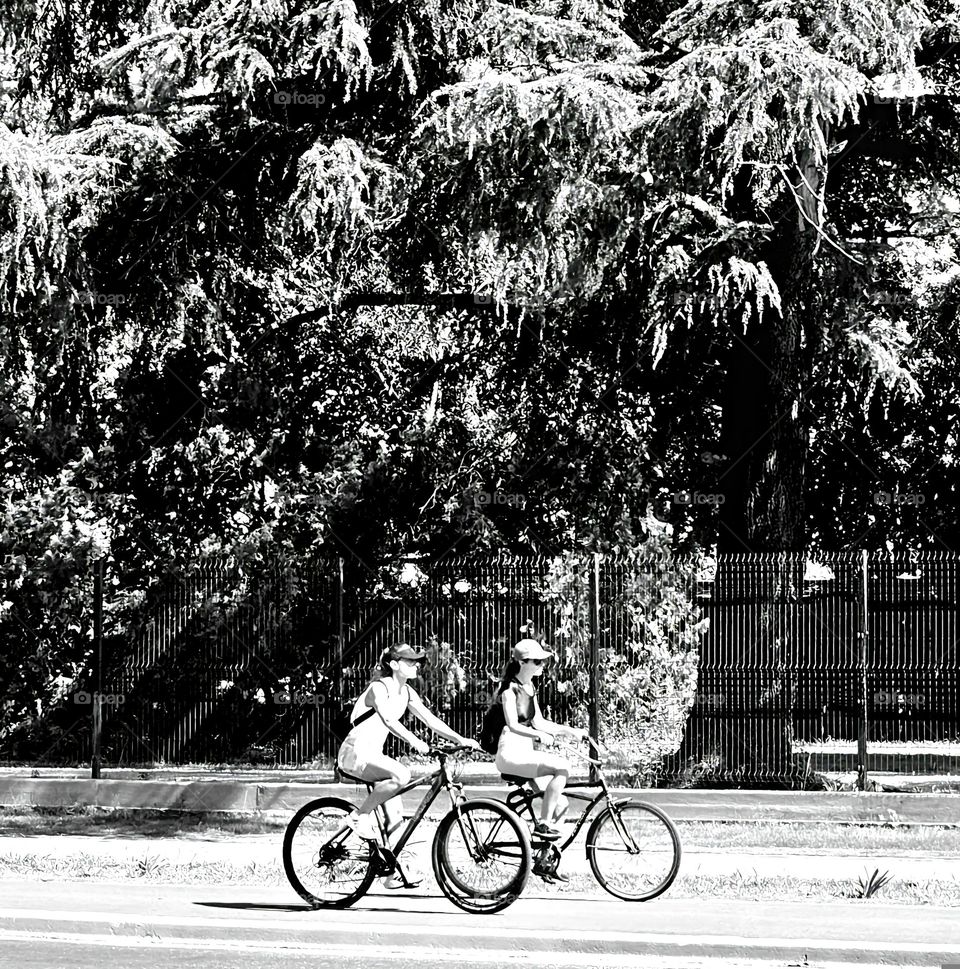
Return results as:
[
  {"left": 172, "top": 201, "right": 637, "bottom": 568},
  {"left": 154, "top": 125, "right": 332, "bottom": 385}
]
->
[
  {"left": 283, "top": 743, "right": 531, "bottom": 914},
  {"left": 503, "top": 737, "right": 681, "bottom": 900}
]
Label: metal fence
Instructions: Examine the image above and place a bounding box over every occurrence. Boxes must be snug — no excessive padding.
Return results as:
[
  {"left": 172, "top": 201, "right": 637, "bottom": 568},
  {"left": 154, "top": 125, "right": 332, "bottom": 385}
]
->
[{"left": 35, "top": 551, "right": 960, "bottom": 788}]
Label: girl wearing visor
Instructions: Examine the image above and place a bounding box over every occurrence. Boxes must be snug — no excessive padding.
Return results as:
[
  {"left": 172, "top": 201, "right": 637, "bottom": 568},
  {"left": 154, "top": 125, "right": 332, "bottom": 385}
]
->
[
  {"left": 338, "top": 643, "right": 479, "bottom": 879},
  {"left": 494, "top": 638, "right": 588, "bottom": 845}
]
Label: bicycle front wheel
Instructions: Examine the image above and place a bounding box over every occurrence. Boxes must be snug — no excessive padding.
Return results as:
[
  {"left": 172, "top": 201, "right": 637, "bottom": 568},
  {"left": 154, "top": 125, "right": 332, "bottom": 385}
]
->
[
  {"left": 586, "top": 800, "right": 681, "bottom": 901},
  {"left": 432, "top": 798, "right": 531, "bottom": 914},
  {"left": 283, "top": 796, "right": 377, "bottom": 909}
]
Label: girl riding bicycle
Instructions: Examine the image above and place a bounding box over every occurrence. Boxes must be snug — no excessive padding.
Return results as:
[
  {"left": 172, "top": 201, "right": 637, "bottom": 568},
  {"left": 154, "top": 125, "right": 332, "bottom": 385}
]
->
[
  {"left": 491, "top": 638, "right": 587, "bottom": 871},
  {"left": 337, "top": 642, "right": 479, "bottom": 885}
]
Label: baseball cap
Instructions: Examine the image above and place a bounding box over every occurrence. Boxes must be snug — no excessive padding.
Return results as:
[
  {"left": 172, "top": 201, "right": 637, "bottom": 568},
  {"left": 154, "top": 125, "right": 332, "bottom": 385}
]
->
[
  {"left": 385, "top": 643, "right": 427, "bottom": 662},
  {"left": 513, "top": 638, "right": 554, "bottom": 662}
]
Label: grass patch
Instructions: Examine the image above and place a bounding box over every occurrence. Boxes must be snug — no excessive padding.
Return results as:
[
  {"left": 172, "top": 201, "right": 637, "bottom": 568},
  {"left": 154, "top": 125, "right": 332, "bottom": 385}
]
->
[
  {"left": 676, "top": 820, "right": 960, "bottom": 854},
  {"left": 0, "top": 806, "right": 286, "bottom": 839},
  {"left": 1, "top": 851, "right": 958, "bottom": 906},
  {"left": 0, "top": 852, "right": 288, "bottom": 886}
]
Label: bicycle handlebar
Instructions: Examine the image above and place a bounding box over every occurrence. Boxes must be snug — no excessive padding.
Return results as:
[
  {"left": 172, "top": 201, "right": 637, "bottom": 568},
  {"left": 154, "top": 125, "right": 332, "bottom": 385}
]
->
[
  {"left": 547, "top": 733, "right": 605, "bottom": 767},
  {"left": 585, "top": 734, "right": 604, "bottom": 754},
  {"left": 427, "top": 742, "right": 477, "bottom": 757}
]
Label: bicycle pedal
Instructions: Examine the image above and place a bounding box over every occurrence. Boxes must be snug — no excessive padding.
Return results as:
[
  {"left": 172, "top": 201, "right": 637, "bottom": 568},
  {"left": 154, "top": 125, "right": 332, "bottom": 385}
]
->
[{"left": 373, "top": 846, "right": 397, "bottom": 877}]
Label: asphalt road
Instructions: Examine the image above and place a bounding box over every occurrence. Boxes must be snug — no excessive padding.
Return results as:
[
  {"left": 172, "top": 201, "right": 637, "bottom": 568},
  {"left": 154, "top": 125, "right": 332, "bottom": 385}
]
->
[
  {"left": 1, "top": 879, "right": 959, "bottom": 967},
  {"left": 8, "top": 941, "right": 957, "bottom": 969}
]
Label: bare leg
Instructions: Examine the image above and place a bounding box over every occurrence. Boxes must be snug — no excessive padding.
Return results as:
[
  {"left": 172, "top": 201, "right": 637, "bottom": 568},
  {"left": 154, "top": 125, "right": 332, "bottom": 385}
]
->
[
  {"left": 358, "top": 778, "right": 404, "bottom": 816},
  {"left": 354, "top": 754, "right": 411, "bottom": 822},
  {"left": 539, "top": 769, "right": 569, "bottom": 823}
]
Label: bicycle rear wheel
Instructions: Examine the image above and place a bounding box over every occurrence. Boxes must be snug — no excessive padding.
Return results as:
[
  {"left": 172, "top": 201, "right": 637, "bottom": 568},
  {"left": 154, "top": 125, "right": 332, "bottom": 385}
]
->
[
  {"left": 283, "top": 797, "right": 377, "bottom": 908},
  {"left": 586, "top": 800, "right": 681, "bottom": 901},
  {"left": 432, "top": 798, "right": 531, "bottom": 914}
]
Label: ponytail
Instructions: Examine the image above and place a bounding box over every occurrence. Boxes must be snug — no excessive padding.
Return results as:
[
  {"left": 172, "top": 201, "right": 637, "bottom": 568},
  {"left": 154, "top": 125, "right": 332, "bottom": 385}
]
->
[{"left": 495, "top": 659, "right": 522, "bottom": 697}]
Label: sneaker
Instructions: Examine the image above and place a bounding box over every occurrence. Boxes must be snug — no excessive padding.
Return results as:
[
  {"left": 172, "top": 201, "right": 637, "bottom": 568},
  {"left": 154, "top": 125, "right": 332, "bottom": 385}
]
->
[
  {"left": 533, "top": 868, "right": 570, "bottom": 885},
  {"left": 533, "top": 821, "right": 561, "bottom": 841},
  {"left": 350, "top": 812, "right": 380, "bottom": 841},
  {"left": 381, "top": 871, "right": 423, "bottom": 890}
]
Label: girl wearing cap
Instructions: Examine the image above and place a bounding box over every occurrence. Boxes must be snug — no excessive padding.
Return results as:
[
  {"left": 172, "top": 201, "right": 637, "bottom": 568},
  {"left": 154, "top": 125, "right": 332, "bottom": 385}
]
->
[
  {"left": 494, "top": 638, "right": 588, "bottom": 849},
  {"left": 337, "top": 643, "right": 479, "bottom": 884}
]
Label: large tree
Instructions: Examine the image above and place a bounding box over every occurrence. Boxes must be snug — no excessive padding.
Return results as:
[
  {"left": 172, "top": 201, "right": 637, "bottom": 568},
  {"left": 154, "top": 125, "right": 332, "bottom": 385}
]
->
[{"left": 4, "top": 1, "right": 960, "bottom": 763}]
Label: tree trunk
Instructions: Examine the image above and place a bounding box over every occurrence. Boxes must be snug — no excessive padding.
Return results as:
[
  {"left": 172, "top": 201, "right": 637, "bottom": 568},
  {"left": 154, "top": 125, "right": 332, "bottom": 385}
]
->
[
  {"left": 717, "top": 213, "right": 811, "bottom": 552},
  {"left": 677, "top": 189, "right": 816, "bottom": 787}
]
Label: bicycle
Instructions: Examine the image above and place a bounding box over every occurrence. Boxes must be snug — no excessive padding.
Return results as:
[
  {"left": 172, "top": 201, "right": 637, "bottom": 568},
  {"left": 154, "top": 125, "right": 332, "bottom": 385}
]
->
[
  {"left": 283, "top": 743, "right": 532, "bottom": 914},
  {"left": 502, "top": 737, "right": 681, "bottom": 901}
]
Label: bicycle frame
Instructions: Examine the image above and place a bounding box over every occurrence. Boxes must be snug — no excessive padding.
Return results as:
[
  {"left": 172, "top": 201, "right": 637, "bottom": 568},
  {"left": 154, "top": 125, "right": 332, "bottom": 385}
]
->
[
  {"left": 505, "top": 763, "right": 639, "bottom": 856},
  {"left": 343, "top": 754, "right": 467, "bottom": 861}
]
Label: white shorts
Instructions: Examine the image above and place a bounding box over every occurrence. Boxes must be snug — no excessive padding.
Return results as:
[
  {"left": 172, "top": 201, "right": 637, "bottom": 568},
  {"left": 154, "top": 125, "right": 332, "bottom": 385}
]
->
[
  {"left": 494, "top": 731, "right": 570, "bottom": 779},
  {"left": 337, "top": 735, "right": 387, "bottom": 779}
]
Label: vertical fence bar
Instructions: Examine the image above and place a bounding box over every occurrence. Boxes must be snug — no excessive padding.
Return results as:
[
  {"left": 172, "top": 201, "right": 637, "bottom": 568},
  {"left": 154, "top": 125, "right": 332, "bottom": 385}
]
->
[
  {"left": 857, "top": 549, "right": 869, "bottom": 791},
  {"left": 588, "top": 552, "right": 600, "bottom": 782},
  {"left": 91, "top": 557, "right": 104, "bottom": 779},
  {"left": 333, "top": 555, "right": 345, "bottom": 770}
]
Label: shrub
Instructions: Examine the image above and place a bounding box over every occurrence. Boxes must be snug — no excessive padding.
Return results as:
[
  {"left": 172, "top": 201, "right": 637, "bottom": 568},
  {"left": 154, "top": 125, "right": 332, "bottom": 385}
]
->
[{"left": 540, "top": 519, "right": 706, "bottom": 781}]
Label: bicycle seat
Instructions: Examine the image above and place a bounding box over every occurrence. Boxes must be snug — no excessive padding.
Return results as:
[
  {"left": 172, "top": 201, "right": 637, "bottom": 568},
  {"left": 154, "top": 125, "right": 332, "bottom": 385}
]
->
[
  {"left": 338, "top": 766, "right": 372, "bottom": 787},
  {"left": 500, "top": 773, "right": 529, "bottom": 787}
]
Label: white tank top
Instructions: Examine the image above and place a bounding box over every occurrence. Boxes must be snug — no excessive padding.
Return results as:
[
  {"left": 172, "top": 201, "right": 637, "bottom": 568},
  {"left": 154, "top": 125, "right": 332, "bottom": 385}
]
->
[{"left": 346, "top": 679, "right": 411, "bottom": 753}]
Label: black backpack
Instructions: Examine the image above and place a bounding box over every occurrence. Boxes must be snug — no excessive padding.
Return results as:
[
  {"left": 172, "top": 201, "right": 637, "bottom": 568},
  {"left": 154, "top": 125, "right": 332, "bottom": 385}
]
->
[
  {"left": 478, "top": 678, "right": 529, "bottom": 754},
  {"left": 478, "top": 698, "right": 506, "bottom": 755}
]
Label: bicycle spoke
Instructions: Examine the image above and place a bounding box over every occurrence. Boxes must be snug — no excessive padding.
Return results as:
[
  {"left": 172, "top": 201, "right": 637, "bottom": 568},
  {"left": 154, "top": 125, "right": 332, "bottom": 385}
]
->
[
  {"left": 586, "top": 801, "right": 680, "bottom": 902},
  {"left": 283, "top": 799, "right": 377, "bottom": 908},
  {"left": 433, "top": 799, "right": 531, "bottom": 913},
  {"left": 448, "top": 814, "right": 522, "bottom": 889}
]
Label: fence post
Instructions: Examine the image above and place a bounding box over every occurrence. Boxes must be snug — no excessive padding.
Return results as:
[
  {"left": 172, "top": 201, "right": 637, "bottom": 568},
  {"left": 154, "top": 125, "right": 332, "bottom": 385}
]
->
[
  {"left": 857, "top": 549, "right": 869, "bottom": 792},
  {"left": 91, "top": 557, "right": 104, "bottom": 780},
  {"left": 333, "top": 555, "right": 345, "bottom": 776},
  {"left": 588, "top": 553, "right": 601, "bottom": 783}
]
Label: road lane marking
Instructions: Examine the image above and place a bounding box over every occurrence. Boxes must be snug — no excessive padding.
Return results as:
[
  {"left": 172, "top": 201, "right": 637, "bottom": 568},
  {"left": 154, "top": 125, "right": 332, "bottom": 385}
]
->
[
  {"left": 0, "top": 929, "right": 955, "bottom": 967},
  {"left": 0, "top": 931, "right": 674, "bottom": 963},
  {"left": 0, "top": 910, "right": 957, "bottom": 955}
]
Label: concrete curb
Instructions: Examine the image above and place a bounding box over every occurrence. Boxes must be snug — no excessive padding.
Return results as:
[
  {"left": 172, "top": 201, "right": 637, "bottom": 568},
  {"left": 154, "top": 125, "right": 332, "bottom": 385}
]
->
[{"left": 2, "top": 777, "right": 960, "bottom": 823}]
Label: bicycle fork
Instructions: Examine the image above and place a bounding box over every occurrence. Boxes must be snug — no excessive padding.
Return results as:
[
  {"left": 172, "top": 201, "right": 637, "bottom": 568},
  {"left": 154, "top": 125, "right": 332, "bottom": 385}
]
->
[{"left": 605, "top": 802, "right": 641, "bottom": 854}]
